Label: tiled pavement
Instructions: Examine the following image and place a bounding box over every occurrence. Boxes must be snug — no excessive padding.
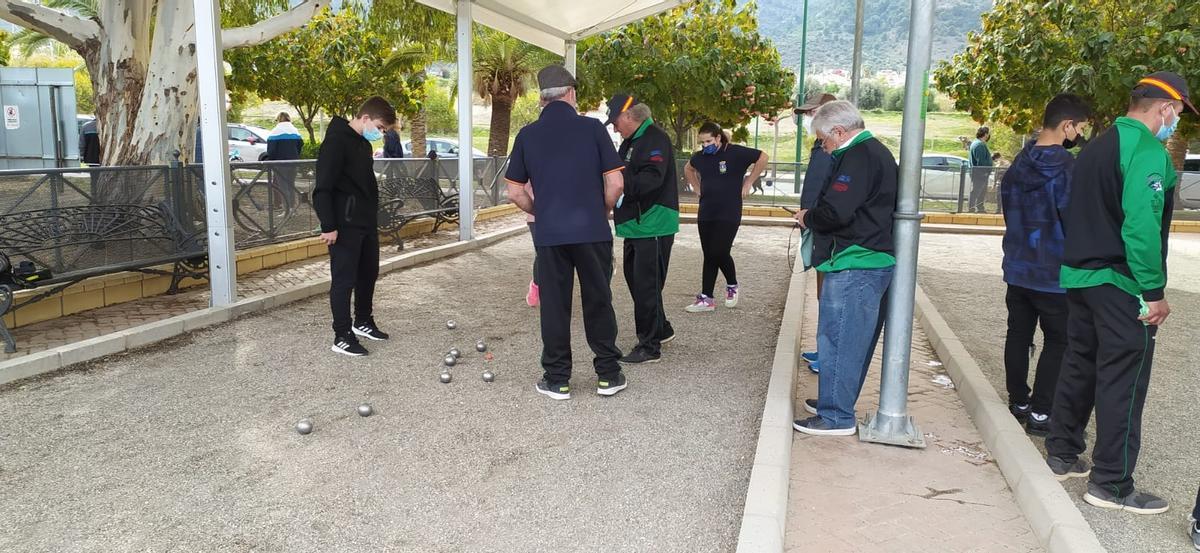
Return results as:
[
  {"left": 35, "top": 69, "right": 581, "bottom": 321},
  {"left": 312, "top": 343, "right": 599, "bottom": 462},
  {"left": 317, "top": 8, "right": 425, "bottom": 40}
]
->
[
  {"left": 785, "top": 276, "right": 1042, "bottom": 553},
  {"left": 1, "top": 215, "right": 524, "bottom": 362}
]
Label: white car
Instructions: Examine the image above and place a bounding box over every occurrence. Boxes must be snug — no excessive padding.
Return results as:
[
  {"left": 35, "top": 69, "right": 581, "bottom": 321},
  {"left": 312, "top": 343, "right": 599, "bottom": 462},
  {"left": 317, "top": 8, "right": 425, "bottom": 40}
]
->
[
  {"left": 920, "top": 154, "right": 971, "bottom": 200},
  {"left": 1178, "top": 153, "right": 1200, "bottom": 209},
  {"left": 399, "top": 138, "right": 486, "bottom": 159},
  {"left": 227, "top": 124, "right": 271, "bottom": 161}
]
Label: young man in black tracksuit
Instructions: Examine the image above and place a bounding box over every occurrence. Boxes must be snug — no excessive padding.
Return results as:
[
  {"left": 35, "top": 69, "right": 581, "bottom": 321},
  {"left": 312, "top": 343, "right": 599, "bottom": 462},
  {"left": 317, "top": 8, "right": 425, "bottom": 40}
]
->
[
  {"left": 607, "top": 94, "right": 680, "bottom": 365},
  {"left": 313, "top": 97, "right": 398, "bottom": 356},
  {"left": 1044, "top": 72, "right": 1194, "bottom": 514}
]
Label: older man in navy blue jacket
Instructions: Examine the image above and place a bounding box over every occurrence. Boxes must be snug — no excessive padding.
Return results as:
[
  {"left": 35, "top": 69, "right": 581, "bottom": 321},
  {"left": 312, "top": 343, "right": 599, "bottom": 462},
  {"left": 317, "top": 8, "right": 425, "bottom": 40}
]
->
[{"left": 1000, "top": 93, "right": 1091, "bottom": 436}]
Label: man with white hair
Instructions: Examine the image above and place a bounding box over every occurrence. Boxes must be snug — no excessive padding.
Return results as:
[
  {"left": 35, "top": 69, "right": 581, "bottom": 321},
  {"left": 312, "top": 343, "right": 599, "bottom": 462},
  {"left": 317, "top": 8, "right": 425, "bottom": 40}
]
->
[
  {"left": 791, "top": 100, "right": 898, "bottom": 436},
  {"left": 505, "top": 65, "right": 628, "bottom": 400}
]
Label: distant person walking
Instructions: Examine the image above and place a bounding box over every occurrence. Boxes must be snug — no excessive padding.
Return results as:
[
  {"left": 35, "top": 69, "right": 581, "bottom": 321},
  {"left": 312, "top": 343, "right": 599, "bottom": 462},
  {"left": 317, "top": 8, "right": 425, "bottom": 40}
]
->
[
  {"left": 266, "top": 112, "right": 304, "bottom": 205},
  {"left": 968, "top": 126, "right": 994, "bottom": 213},
  {"left": 504, "top": 65, "right": 628, "bottom": 400},
  {"left": 313, "top": 97, "right": 398, "bottom": 357},
  {"left": 1044, "top": 71, "right": 1193, "bottom": 515},
  {"left": 681, "top": 122, "right": 768, "bottom": 313},
  {"left": 999, "top": 93, "right": 1091, "bottom": 437},
  {"left": 79, "top": 118, "right": 101, "bottom": 166},
  {"left": 791, "top": 100, "right": 897, "bottom": 437}
]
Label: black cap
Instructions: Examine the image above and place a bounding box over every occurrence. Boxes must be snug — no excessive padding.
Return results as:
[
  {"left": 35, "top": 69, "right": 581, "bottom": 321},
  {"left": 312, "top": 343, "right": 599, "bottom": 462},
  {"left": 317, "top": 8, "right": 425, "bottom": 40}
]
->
[
  {"left": 605, "top": 93, "right": 635, "bottom": 125},
  {"left": 795, "top": 92, "right": 837, "bottom": 114},
  {"left": 537, "top": 64, "right": 577, "bottom": 90},
  {"left": 1133, "top": 71, "right": 1198, "bottom": 114}
]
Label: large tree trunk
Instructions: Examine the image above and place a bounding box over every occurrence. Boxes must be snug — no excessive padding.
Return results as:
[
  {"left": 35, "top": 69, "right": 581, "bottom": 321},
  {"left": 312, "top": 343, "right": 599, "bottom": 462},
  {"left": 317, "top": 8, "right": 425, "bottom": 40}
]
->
[
  {"left": 1167, "top": 131, "right": 1188, "bottom": 207},
  {"left": 410, "top": 103, "right": 428, "bottom": 158},
  {"left": 487, "top": 95, "right": 514, "bottom": 157}
]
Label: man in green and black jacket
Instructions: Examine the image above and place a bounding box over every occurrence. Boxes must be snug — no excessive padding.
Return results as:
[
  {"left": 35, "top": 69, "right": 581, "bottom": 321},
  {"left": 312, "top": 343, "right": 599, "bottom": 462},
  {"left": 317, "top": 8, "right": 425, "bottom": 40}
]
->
[
  {"left": 791, "top": 100, "right": 898, "bottom": 437},
  {"left": 607, "top": 94, "right": 679, "bottom": 365},
  {"left": 1044, "top": 71, "right": 1195, "bottom": 515}
]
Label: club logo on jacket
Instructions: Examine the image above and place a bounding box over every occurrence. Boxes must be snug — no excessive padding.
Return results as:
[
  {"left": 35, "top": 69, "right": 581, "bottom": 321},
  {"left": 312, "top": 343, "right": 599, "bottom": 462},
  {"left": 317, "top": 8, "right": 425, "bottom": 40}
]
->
[
  {"left": 1146, "top": 173, "right": 1164, "bottom": 193},
  {"left": 832, "top": 174, "right": 851, "bottom": 192},
  {"left": 649, "top": 149, "right": 664, "bottom": 163},
  {"left": 719, "top": 160, "right": 728, "bottom": 174}
]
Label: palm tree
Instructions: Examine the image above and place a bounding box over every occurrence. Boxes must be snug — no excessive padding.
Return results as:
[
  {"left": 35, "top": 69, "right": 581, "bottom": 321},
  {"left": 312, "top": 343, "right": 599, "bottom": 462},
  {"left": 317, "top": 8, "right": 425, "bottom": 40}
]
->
[
  {"left": 10, "top": 0, "right": 98, "bottom": 58},
  {"left": 471, "top": 30, "right": 552, "bottom": 157}
]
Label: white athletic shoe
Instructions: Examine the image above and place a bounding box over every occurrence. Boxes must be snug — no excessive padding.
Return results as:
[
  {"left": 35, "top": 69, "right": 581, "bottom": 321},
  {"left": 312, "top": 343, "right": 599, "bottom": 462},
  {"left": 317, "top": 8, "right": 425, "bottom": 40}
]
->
[
  {"left": 725, "top": 285, "right": 740, "bottom": 308},
  {"left": 685, "top": 294, "right": 715, "bottom": 313}
]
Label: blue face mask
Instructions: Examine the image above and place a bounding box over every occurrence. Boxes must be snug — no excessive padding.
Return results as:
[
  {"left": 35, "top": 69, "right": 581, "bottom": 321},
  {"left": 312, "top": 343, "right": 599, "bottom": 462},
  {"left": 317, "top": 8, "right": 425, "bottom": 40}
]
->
[
  {"left": 1156, "top": 106, "right": 1178, "bottom": 142},
  {"left": 702, "top": 144, "right": 719, "bottom": 155},
  {"left": 362, "top": 126, "right": 383, "bottom": 142}
]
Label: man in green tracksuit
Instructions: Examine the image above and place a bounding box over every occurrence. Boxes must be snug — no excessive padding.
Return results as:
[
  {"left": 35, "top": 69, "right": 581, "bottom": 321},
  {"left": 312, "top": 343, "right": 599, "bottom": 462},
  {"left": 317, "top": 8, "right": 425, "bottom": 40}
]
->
[
  {"left": 1045, "top": 71, "right": 1195, "bottom": 515},
  {"left": 606, "top": 94, "right": 679, "bottom": 365}
]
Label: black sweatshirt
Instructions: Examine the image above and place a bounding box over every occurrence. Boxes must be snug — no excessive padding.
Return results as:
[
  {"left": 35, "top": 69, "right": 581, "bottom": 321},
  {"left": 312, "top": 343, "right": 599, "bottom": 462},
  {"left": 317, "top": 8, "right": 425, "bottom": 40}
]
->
[{"left": 313, "top": 117, "right": 379, "bottom": 233}]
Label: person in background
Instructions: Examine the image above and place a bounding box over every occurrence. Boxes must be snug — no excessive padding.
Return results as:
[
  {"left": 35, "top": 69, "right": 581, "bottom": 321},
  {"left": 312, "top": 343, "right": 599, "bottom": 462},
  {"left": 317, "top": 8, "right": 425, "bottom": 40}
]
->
[
  {"left": 505, "top": 65, "right": 627, "bottom": 400},
  {"left": 1190, "top": 485, "right": 1200, "bottom": 549},
  {"left": 999, "top": 93, "right": 1091, "bottom": 437},
  {"left": 524, "top": 182, "right": 539, "bottom": 307},
  {"left": 681, "top": 122, "right": 768, "bottom": 313},
  {"left": 313, "top": 97, "right": 398, "bottom": 357},
  {"left": 383, "top": 126, "right": 404, "bottom": 159},
  {"left": 968, "top": 126, "right": 994, "bottom": 213},
  {"left": 795, "top": 92, "right": 838, "bottom": 374},
  {"left": 607, "top": 94, "right": 680, "bottom": 365},
  {"left": 266, "top": 112, "right": 304, "bottom": 205},
  {"left": 79, "top": 118, "right": 101, "bottom": 166},
  {"left": 791, "top": 100, "right": 897, "bottom": 437},
  {"left": 1044, "top": 71, "right": 1193, "bottom": 515}
]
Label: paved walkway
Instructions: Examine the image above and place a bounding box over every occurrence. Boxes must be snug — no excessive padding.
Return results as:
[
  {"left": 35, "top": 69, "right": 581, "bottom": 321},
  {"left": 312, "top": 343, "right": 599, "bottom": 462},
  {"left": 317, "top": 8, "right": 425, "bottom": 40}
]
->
[
  {"left": 0, "top": 215, "right": 524, "bottom": 362},
  {"left": 786, "top": 276, "right": 1041, "bottom": 552},
  {"left": 0, "top": 225, "right": 796, "bottom": 552},
  {"left": 919, "top": 233, "right": 1200, "bottom": 553}
]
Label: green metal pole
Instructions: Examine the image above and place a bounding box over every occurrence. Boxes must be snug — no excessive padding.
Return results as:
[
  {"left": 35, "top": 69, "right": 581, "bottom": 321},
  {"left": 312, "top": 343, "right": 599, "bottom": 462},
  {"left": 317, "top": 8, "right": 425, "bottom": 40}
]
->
[
  {"left": 754, "top": 117, "right": 759, "bottom": 149},
  {"left": 794, "top": 0, "right": 809, "bottom": 191}
]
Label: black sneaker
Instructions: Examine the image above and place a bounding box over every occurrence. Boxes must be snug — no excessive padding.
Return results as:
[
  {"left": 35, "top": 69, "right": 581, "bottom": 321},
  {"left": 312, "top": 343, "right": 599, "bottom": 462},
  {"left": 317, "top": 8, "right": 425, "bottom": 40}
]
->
[
  {"left": 1046, "top": 455, "right": 1090, "bottom": 481},
  {"left": 1189, "top": 518, "right": 1199, "bottom": 550},
  {"left": 332, "top": 334, "right": 369, "bottom": 356},
  {"left": 658, "top": 328, "right": 676, "bottom": 344},
  {"left": 1009, "top": 402, "right": 1031, "bottom": 423},
  {"left": 620, "top": 348, "right": 661, "bottom": 365},
  {"left": 352, "top": 319, "right": 390, "bottom": 341},
  {"left": 535, "top": 379, "right": 571, "bottom": 401},
  {"left": 792, "top": 415, "right": 856, "bottom": 436},
  {"left": 803, "top": 398, "right": 818, "bottom": 415},
  {"left": 1026, "top": 413, "right": 1050, "bottom": 437},
  {"left": 597, "top": 372, "right": 628, "bottom": 396},
  {"left": 1083, "top": 482, "right": 1170, "bottom": 515}
]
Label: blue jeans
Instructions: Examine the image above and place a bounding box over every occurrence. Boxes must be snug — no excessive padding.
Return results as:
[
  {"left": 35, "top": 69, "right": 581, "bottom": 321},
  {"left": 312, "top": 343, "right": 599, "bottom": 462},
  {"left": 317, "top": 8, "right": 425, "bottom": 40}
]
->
[{"left": 815, "top": 267, "right": 894, "bottom": 428}]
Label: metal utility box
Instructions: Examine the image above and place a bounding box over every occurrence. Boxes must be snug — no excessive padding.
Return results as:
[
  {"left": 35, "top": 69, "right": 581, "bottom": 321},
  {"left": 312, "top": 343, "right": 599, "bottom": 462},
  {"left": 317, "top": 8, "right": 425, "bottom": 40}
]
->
[{"left": 0, "top": 68, "right": 80, "bottom": 169}]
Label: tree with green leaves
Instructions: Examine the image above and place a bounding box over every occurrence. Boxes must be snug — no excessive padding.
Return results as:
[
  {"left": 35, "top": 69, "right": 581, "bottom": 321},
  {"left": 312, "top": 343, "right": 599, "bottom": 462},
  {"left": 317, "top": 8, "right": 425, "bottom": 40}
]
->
[
  {"left": 933, "top": 0, "right": 1199, "bottom": 172},
  {"left": 0, "top": 0, "right": 324, "bottom": 165},
  {"left": 577, "top": 0, "right": 794, "bottom": 151},
  {"left": 471, "top": 30, "right": 553, "bottom": 156}
]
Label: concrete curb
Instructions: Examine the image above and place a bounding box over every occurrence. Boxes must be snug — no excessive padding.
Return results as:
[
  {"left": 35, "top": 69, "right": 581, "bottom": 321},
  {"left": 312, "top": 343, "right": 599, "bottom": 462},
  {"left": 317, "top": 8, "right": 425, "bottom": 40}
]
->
[
  {"left": 913, "top": 285, "right": 1107, "bottom": 553},
  {"left": 0, "top": 225, "right": 528, "bottom": 387},
  {"left": 735, "top": 266, "right": 808, "bottom": 553},
  {"left": 678, "top": 214, "right": 1005, "bottom": 236}
]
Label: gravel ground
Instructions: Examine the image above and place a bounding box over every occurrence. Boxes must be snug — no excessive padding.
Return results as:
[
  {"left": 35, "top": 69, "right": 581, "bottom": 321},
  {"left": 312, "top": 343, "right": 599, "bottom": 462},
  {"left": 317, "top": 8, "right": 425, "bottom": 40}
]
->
[
  {"left": 917, "top": 233, "right": 1200, "bottom": 553},
  {"left": 0, "top": 224, "right": 796, "bottom": 553}
]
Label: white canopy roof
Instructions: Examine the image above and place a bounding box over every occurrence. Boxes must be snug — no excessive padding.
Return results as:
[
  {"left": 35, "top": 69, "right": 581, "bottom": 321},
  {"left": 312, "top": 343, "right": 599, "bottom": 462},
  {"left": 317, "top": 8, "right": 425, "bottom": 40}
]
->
[{"left": 415, "top": 0, "right": 690, "bottom": 53}]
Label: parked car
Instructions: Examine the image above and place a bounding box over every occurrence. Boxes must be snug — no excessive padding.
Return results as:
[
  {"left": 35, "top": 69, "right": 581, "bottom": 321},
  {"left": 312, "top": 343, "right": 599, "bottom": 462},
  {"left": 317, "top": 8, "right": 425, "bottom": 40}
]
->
[
  {"left": 76, "top": 114, "right": 95, "bottom": 136},
  {"left": 227, "top": 124, "right": 271, "bottom": 161},
  {"left": 1179, "top": 153, "right": 1200, "bottom": 209},
  {"left": 399, "top": 138, "right": 486, "bottom": 159},
  {"left": 920, "top": 154, "right": 970, "bottom": 200}
]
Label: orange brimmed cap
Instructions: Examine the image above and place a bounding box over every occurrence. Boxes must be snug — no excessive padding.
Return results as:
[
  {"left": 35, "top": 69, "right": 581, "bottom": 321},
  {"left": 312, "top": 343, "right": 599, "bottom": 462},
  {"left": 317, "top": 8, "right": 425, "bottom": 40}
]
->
[{"left": 1133, "top": 71, "right": 1198, "bottom": 114}]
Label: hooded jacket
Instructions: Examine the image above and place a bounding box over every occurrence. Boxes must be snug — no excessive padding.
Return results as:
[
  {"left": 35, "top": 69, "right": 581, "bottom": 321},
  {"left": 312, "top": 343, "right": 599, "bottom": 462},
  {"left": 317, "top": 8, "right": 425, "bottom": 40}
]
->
[
  {"left": 614, "top": 118, "right": 679, "bottom": 238},
  {"left": 1000, "top": 142, "right": 1074, "bottom": 293},
  {"left": 313, "top": 116, "right": 379, "bottom": 233}
]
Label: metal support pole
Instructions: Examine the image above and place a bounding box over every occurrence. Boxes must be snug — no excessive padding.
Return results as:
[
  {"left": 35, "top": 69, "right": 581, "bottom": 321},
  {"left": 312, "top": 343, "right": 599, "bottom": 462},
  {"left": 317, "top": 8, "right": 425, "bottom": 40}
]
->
[
  {"left": 794, "top": 0, "right": 809, "bottom": 168},
  {"left": 456, "top": 0, "right": 475, "bottom": 241},
  {"left": 192, "top": 0, "right": 237, "bottom": 306},
  {"left": 850, "top": 0, "right": 865, "bottom": 106},
  {"left": 564, "top": 40, "right": 577, "bottom": 76},
  {"left": 858, "top": 0, "right": 936, "bottom": 449}
]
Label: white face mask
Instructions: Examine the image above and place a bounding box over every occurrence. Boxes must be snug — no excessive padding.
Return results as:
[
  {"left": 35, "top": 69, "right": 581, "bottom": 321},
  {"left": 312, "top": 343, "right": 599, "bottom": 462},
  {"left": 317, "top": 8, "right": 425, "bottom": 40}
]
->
[{"left": 802, "top": 115, "right": 814, "bottom": 135}]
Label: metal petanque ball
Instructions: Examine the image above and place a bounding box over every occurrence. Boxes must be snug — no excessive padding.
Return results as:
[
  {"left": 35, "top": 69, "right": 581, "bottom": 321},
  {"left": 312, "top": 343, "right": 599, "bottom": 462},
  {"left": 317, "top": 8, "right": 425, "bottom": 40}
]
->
[
  {"left": 482, "top": 370, "right": 495, "bottom": 383},
  {"left": 475, "top": 341, "right": 487, "bottom": 353},
  {"left": 449, "top": 348, "right": 462, "bottom": 358},
  {"left": 357, "top": 404, "right": 373, "bottom": 417},
  {"left": 446, "top": 320, "right": 457, "bottom": 330},
  {"left": 444, "top": 355, "right": 457, "bottom": 367},
  {"left": 295, "top": 419, "right": 314, "bottom": 435},
  {"left": 439, "top": 371, "right": 453, "bottom": 384}
]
